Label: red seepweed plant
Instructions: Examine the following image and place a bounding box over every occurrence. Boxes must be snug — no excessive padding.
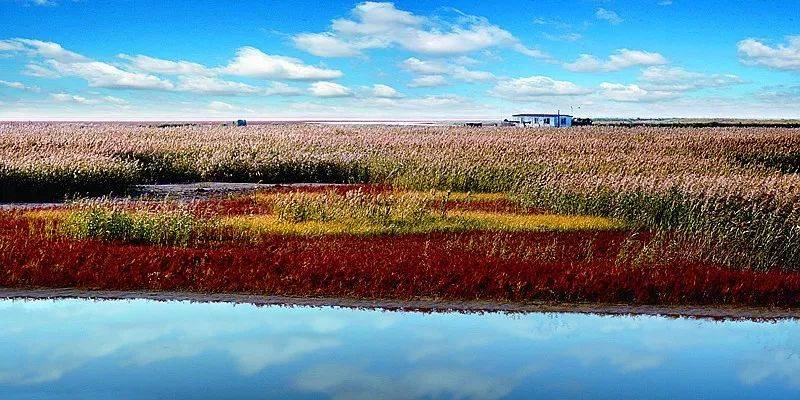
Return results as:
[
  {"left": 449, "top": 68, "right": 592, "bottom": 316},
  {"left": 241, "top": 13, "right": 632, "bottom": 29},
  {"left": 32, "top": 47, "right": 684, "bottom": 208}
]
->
[{"left": 2, "top": 213, "right": 799, "bottom": 306}]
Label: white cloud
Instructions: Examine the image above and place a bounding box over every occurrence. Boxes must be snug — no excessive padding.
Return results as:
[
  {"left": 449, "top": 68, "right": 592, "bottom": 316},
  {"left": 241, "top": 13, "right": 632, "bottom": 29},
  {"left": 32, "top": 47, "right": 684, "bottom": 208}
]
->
[
  {"left": 0, "top": 80, "right": 39, "bottom": 91},
  {"left": 263, "top": 82, "right": 304, "bottom": 96},
  {"left": 402, "top": 57, "right": 494, "bottom": 83},
  {"left": 599, "top": 82, "right": 678, "bottom": 102},
  {"left": 222, "top": 47, "right": 343, "bottom": 80},
  {"left": 0, "top": 39, "right": 175, "bottom": 90},
  {"left": 451, "top": 66, "right": 494, "bottom": 82},
  {"left": 292, "top": 1, "right": 548, "bottom": 59},
  {"left": 542, "top": 32, "right": 583, "bottom": 42},
  {"left": 737, "top": 36, "right": 800, "bottom": 71},
  {"left": 454, "top": 56, "right": 479, "bottom": 65},
  {"left": 402, "top": 57, "right": 450, "bottom": 75},
  {"left": 408, "top": 75, "right": 448, "bottom": 88},
  {"left": 22, "top": 63, "right": 60, "bottom": 78},
  {"left": 1, "top": 38, "right": 348, "bottom": 97},
  {"left": 102, "top": 96, "right": 129, "bottom": 105},
  {"left": 490, "top": 76, "right": 592, "bottom": 99},
  {"left": 175, "top": 75, "right": 260, "bottom": 95},
  {"left": 370, "top": 84, "right": 402, "bottom": 98},
  {"left": 564, "top": 49, "right": 667, "bottom": 72},
  {"left": 51, "top": 92, "right": 127, "bottom": 106},
  {"left": 0, "top": 38, "right": 87, "bottom": 62},
  {"left": 46, "top": 59, "right": 175, "bottom": 90},
  {"left": 399, "top": 22, "right": 517, "bottom": 55},
  {"left": 754, "top": 85, "right": 800, "bottom": 103},
  {"left": 208, "top": 100, "right": 237, "bottom": 111},
  {"left": 596, "top": 8, "right": 623, "bottom": 25},
  {"left": 292, "top": 33, "right": 362, "bottom": 58},
  {"left": 639, "top": 66, "right": 743, "bottom": 91},
  {"left": 118, "top": 54, "right": 214, "bottom": 76},
  {"left": 0, "top": 41, "right": 25, "bottom": 52},
  {"left": 309, "top": 81, "right": 352, "bottom": 97}
]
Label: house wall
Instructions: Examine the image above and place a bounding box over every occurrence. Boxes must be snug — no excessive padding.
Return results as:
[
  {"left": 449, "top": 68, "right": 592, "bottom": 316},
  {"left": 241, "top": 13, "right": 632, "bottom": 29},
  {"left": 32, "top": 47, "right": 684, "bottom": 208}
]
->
[{"left": 513, "top": 115, "right": 573, "bottom": 127}]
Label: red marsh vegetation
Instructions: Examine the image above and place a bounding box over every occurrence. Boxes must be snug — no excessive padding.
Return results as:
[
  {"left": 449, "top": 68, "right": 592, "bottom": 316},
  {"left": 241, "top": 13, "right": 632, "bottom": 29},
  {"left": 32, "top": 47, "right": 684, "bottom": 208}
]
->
[{"left": 2, "top": 186, "right": 799, "bottom": 307}]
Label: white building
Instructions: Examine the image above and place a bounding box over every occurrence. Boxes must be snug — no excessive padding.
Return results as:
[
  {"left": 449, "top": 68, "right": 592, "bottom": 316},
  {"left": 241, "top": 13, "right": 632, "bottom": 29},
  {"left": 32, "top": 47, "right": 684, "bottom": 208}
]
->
[{"left": 509, "top": 113, "right": 573, "bottom": 127}]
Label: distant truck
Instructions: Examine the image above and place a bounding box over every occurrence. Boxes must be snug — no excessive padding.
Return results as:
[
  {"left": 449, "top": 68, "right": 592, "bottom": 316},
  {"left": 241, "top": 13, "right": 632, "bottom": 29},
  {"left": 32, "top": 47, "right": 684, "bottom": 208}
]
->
[
  {"left": 235, "top": 119, "right": 247, "bottom": 127},
  {"left": 572, "top": 118, "right": 593, "bottom": 126}
]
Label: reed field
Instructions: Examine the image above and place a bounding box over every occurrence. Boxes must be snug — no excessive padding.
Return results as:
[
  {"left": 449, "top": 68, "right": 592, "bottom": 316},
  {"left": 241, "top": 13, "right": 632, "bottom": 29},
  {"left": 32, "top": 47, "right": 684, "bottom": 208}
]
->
[
  {"left": 2, "top": 122, "right": 800, "bottom": 271},
  {"left": 1, "top": 122, "right": 800, "bottom": 305}
]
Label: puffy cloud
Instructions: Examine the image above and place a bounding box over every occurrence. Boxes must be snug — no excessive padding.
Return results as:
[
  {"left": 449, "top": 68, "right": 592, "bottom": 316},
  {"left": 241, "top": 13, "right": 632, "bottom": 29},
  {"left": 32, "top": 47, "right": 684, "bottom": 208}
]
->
[
  {"left": 599, "top": 82, "right": 679, "bottom": 102},
  {"left": 292, "top": 33, "right": 362, "bottom": 58},
  {"left": 46, "top": 59, "right": 175, "bottom": 90},
  {"left": 490, "top": 76, "right": 592, "bottom": 99},
  {"left": 0, "top": 38, "right": 87, "bottom": 62},
  {"left": 1, "top": 39, "right": 174, "bottom": 90},
  {"left": 564, "top": 49, "right": 667, "bottom": 72},
  {"left": 402, "top": 57, "right": 450, "bottom": 75},
  {"left": 370, "top": 84, "right": 402, "bottom": 98},
  {"left": 0, "top": 40, "right": 25, "bottom": 52},
  {"left": 2, "top": 38, "right": 346, "bottom": 97},
  {"left": 174, "top": 76, "right": 260, "bottom": 95},
  {"left": 596, "top": 8, "right": 623, "bottom": 25},
  {"left": 737, "top": 36, "right": 800, "bottom": 71},
  {"left": 118, "top": 54, "right": 214, "bottom": 76},
  {"left": 408, "top": 75, "right": 448, "bottom": 88},
  {"left": 399, "top": 22, "right": 517, "bottom": 55},
  {"left": 639, "top": 66, "right": 743, "bottom": 91},
  {"left": 309, "top": 81, "right": 352, "bottom": 97},
  {"left": 402, "top": 57, "right": 494, "bottom": 84},
  {"left": 292, "top": 2, "right": 548, "bottom": 59},
  {"left": 222, "top": 47, "right": 343, "bottom": 80},
  {"left": 451, "top": 66, "right": 494, "bottom": 82}
]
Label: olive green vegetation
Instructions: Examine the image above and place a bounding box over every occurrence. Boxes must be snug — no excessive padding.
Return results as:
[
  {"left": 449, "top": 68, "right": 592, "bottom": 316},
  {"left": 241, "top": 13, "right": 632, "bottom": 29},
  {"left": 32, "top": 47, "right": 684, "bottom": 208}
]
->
[{"left": 25, "top": 191, "right": 624, "bottom": 245}]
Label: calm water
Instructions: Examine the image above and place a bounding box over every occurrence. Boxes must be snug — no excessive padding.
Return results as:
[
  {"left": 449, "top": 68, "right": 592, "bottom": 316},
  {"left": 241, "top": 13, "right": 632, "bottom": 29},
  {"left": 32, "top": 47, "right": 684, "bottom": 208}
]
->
[{"left": 1, "top": 299, "right": 798, "bottom": 400}]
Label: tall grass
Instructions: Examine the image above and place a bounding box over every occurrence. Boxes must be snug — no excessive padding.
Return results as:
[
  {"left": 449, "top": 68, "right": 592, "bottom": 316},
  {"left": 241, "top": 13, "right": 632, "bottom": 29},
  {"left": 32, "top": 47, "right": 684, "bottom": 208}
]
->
[
  {"left": 24, "top": 189, "right": 624, "bottom": 241},
  {"left": 3, "top": 122, "right": 800, "bottom": 270},
  {"left": 57, "top": 205, "right": 201, "bottom": 246}
]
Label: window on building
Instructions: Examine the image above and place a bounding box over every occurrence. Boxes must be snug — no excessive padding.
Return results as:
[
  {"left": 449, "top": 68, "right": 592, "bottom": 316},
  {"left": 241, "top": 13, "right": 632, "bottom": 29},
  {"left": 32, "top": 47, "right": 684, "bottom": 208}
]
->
[
  {"left": 544, "top": 118, "right": 550, "bottom": 124},
  {"left": 561, "top": 118, "right": 567, "bottom": 125}
]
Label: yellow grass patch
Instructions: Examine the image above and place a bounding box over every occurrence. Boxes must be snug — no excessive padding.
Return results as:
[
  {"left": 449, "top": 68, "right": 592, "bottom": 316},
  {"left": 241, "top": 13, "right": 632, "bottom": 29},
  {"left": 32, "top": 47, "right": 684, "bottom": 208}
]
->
[
  {"left": 451, "top": 211, "right": 626, "bottom": 232},
  {"left": 22, "top": 209, "right": 71, "bottom": 222},
  {"left": 219, "top": 211, "right": 624, "bottom": 236}
]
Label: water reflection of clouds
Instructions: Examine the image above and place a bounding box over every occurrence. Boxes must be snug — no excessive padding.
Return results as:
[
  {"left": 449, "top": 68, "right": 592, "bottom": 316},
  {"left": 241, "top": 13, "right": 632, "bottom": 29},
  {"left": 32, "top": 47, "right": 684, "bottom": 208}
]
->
[
  {"left": 0, "top": 299, "right": 799, "bottom": 399},
  {"left": 739, "top": 351, "right": 800, "bottom": 388},
  {"left": 0, "top": 300, "right": 355, "bottom": 384},
  {"left": 296, "top": 364, "right": 525, "bottom": 400}
]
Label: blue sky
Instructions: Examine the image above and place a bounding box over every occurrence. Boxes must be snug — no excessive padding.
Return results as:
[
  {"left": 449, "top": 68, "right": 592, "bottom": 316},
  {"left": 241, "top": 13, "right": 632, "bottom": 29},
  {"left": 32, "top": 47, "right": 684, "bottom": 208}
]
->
[{"left": 0, "top": 0, "right": 798, "bottom": 120}]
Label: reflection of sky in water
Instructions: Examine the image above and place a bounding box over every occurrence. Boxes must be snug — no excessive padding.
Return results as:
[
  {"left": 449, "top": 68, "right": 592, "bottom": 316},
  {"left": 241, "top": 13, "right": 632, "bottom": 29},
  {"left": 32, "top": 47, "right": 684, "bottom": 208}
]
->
[{"left": 0, "top": 299, "right": 798, "bottom": 400}]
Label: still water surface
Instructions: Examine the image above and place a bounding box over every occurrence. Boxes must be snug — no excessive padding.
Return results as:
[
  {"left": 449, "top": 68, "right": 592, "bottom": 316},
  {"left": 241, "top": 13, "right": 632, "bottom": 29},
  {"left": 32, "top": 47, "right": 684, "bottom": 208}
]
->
[{"left": 1, "top": 299, "right": 798, "bottom": 399}]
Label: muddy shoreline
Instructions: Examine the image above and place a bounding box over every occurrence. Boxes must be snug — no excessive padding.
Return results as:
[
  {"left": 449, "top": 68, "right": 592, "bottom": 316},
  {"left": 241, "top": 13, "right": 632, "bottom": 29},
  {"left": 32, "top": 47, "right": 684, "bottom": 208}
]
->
[
  {"left": 1, "top": 288, "right": 797, "bottom": 321},
  {"left": 0, "top": 182, "right": 347, "bottom": 209}
]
